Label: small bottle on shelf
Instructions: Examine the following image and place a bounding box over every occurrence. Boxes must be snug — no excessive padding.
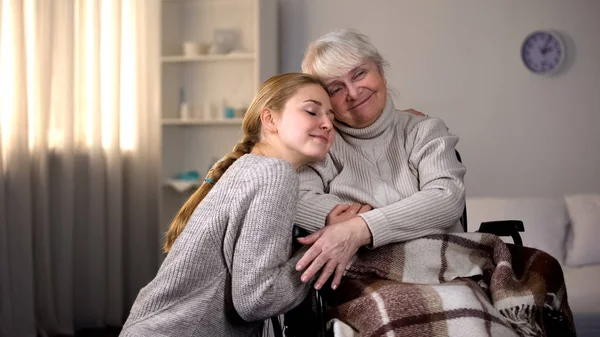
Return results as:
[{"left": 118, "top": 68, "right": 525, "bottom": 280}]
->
[
  {"left": 203, "top": 101, "right": 213, "bottom": 121},
  {"left": 235, "top": 103, "right": 247, "bottom": 119},
  {"left": 218, "top": 98, "right": 227, "bottom": 121},
  {"left": 179, "top": 88, "right": 190, "bottom": 120}
]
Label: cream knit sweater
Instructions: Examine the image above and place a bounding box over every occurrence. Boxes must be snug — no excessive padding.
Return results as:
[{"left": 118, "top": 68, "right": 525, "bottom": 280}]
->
[{"left": 295, "top": 99, "right": 466, "bottom": 248}]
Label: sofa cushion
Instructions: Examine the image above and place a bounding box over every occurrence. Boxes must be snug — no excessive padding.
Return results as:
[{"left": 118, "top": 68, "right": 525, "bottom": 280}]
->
[
  {"left": 564, "top": 194, "right": 600, "bottom": 267},
  {"left": 466, "top": 197, "right": 568, "bottom": 264}
]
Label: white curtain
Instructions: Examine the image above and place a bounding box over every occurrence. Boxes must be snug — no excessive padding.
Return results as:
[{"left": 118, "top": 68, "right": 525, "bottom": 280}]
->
[{"left": 0, "top": 1, "right": 161, "bottom": 336}]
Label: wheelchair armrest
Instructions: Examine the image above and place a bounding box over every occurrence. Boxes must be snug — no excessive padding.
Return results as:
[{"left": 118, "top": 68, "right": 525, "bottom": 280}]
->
[
  {"left": 288, "top": 226, "right": 331, "bottom": 337},
  {"left": 293, "top": 226, "right": 311, "bottom": 239},
  {"left": 283, "top": 280, "right": 330, "bottom": 337},
  {"left": 477, "top": 220, "right": 525, "bottom": 246},
  {"left": 314, "top": 289, "right": 329, "bottom": 337},
  {"left": 292, "top": 226, "right": 310, "bottom": 253}
]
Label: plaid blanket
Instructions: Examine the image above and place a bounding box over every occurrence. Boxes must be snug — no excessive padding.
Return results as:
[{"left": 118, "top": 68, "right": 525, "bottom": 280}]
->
[{"left": 327, "top": 233, "right": 576, "bottom": 337}]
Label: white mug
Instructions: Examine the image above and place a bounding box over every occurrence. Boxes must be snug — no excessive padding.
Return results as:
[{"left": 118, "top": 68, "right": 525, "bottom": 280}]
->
[{"left": 182, "top": 42, "right": 199, "bottom": 56}]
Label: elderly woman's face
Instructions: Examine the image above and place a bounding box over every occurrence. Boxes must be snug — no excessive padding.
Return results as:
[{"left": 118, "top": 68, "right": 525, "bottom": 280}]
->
[{"left": 323, "top": 59, "right": 387, "bottom": 128}]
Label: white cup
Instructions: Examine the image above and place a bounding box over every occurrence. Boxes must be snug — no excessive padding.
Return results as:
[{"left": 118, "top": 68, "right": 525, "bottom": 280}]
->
[{"left": 182, "top": 42, "right": 199, "bottom": 56}]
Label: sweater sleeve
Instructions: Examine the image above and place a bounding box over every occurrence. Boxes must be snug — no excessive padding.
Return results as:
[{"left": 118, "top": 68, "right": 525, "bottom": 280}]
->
[
  {"left": 359, "top": 117, "right": 466, "bottom": 248},
  {"left": 231, "top": 168, "right": 311, "bottom": 322},
  {"left": 294, "top": 154, "right": 344, "bottom": 233}
]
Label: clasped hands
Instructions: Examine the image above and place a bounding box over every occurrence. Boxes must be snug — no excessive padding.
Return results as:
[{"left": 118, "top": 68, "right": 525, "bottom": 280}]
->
[
  {"left": 295, "top": 203, "right": 373, "bottom": 291},
  {"left": 295, "top": 108, "right": 426, "bottom": 290}
]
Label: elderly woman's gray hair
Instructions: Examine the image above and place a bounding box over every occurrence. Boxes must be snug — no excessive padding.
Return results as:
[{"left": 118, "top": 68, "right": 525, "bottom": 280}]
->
[{"left": 301, "top": 29, "right": 388, "bottom": 80}]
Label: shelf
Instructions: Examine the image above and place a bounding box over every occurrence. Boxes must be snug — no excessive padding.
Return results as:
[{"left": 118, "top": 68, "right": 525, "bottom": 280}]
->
[
  {"left": 162, "top": 118, "right": 243, "bottom": 125},
  {"left": 162, "top": 53, "right": 255, "bottom": 63}
]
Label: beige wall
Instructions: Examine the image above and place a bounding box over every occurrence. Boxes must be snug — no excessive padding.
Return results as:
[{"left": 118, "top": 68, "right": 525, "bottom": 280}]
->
[{"left": 279, "top": 0, "right": 600, "bottom": 197}]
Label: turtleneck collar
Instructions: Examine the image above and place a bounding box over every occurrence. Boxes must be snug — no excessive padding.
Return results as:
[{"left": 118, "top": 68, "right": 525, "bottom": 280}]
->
[{"left": 334, "top": 98, "right": 395, "bottom": 140}]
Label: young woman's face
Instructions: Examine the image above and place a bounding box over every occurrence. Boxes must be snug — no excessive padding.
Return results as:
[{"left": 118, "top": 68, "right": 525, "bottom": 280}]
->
[
  {"left": 276, "top": 84, "right": 334, "bottom": 165},
  {"left": 323, "top": 59, "right": 387, "bottom": 128}
]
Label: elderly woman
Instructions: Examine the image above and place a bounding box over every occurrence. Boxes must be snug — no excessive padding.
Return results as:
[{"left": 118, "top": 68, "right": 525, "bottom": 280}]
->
[
  {"left": 293, "top": 29, "right": 466, "bottom": 291},
  {"left": 289, "top": 30, "right": 577, "bottom": 337}
]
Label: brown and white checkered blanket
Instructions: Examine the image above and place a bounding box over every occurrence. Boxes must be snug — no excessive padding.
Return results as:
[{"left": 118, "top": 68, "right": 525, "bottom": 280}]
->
[{"left": 327, "top": 233, "right": 576, "bottom": 337}]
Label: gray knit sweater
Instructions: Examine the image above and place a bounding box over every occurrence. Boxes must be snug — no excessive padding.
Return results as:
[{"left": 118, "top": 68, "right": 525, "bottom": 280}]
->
[
  {"left": 295, "top": 99, "right": 467, "bottom": 248},
  {"left": 121, "top": 154, "right": 310, "bottom": 337}
]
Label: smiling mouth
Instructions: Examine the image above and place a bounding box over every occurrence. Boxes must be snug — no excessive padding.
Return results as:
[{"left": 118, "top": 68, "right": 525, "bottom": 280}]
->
[
  {"left": 349, "top": 93, "right": 373, "bottom": 110},
  {"left": 311, "top": 135, "right": 329, "bottom": 143}
]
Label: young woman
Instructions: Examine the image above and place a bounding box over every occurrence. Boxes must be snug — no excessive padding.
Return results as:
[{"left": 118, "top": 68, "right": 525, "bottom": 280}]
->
[{"left": 120, "top": 73, "right": 335, "bottom": 337}]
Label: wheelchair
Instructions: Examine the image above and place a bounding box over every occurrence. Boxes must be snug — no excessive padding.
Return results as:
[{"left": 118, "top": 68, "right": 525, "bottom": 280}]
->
[{"left": 270, "top": 152, "right": 525, "bottom": 337}]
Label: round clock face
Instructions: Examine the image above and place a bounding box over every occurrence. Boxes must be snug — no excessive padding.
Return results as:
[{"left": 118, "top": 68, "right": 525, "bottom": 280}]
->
[{"left": 521, "top": 31, "right": 565, "bottom": 75}]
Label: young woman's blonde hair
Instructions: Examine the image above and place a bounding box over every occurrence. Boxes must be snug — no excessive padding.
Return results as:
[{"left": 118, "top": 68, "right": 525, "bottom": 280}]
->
[
  {"left": 163, "top": 73, "right": 324, "bottom": 253},
  {"left": 302, "top": 28, "right": 388, "bottom": 80}
]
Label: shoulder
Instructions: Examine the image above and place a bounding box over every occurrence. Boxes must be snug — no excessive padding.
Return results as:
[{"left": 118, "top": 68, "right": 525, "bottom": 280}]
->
[
  {"left": 300, "top": 152, "right": 337, "bottom": 177},
  {"left": 232, "top": 154, "right": 299, "bottom": 192},
  {"left": 328, "top": 131, "right": 350, "bottom": 153},
  {"left": 396, "top": 112, "right": 452, "bottom": 140},
  {"left": 391, "top": 109, "right": 448, "bottom": 132}
]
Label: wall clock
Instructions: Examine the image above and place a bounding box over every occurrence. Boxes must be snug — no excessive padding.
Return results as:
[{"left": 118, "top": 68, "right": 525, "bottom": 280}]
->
[{"left": 521, "top": 30, "right": 566, "bottom": 75}]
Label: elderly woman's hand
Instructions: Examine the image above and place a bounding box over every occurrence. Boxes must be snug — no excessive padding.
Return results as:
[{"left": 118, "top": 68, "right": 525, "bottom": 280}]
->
[
  {"left": 326, "top": 203, "right": 372, "bottom": 226},
  {"left": 296, "top": 216, "right": 372, "bottom": 290},
  {"left": 403, "top": 108, "right": 427, "bottom": 117}
]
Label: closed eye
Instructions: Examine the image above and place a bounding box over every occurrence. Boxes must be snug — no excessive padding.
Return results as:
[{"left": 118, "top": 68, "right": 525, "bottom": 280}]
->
[
  {"left": 305, "top": 110, "right": 317, "bottom": 116},
  {"left": 353, "top": 70, "right": 366, "bottom": 80},
  {"left": 328, "top": 86, "right": 343, "bottom": 96}
]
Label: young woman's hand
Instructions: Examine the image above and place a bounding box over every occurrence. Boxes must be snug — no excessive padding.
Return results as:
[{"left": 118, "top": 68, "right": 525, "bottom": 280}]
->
[
  {"left": 326, "top": 203, "right": 372, "bottom": 226},
  {"left": 403, "top": 108, "right": 428, "bottom": 117},
  {"left": 295, "top": 216, "right": 372, "bottom": 290}
]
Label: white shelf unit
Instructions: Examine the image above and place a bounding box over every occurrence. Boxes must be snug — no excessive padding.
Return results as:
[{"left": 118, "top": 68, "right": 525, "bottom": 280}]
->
[{"left": 159, "top": 0, "right": 278, "bottom": 231}]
